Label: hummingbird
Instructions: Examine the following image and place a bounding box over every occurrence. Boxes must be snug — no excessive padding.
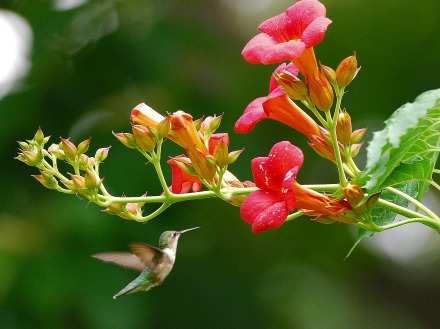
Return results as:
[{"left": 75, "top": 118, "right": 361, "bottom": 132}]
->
[{"left": 92, "top": 227, "right": 199, "bottom": 299}]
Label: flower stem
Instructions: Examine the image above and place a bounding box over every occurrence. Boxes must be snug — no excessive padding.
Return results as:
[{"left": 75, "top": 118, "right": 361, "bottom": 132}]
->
[{"left": 325, "top": 110, "right": 347, "bottom": 186}]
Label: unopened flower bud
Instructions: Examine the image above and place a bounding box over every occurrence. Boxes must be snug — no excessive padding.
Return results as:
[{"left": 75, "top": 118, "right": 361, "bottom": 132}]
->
[
  {"left": 33, "top": 171, "right": 58, "bottom": 189},
  {"left": 336, "top": 53, "right": 359, "bottom": 88},
  {"left": 77, "top": 138, "right": 91, "bottom": 155},
  {"left": 350, "top": 142, "right": 363, "bottom": 158},
  {"left": 102, "top": 202, "right": 124, "bottom": 215},
  {"left": 69, "top": 173, "right": 86, "bottom": 190},
  {"left": 34, "top": 127, "right": 45, "bottom": 145},
  {"left": 85, "top": 170, "right": 101, "bottom": 190},
  {"left": 343, "top": 183, "right": 366, "bottom": 213},
  {"left": 173, "top": 158, "right": 198, "bottom": 176},
  {"left": 171, "top": 111, "right": 216, "bottom": 180},
  {"left": 336, "top": 110, "right": 352, "bottom": 145},
  {"left": 48, "top": 143, "right": 65, "bottom": 159},
  {"left": 227, "top": 149, "right": 244, "bottom": 165},
  {"left": 213, "top": 139, "right": 229, "bottom": 167},
  {"left": 366, "top": 192, "right": 381, "bottom": 210},
  {"left": 156, "top": 115, "right": 172, "bottom": 140},
  {"left": 60, "top": 137, "right": 77, "bottom": 161},
  {"left": 307, "top": 72, "right": 334, "bottom": 111},
  {"left": 112, "top": 132, "right": 137, "bottom": 149},
  {"left": 95, "top": 147, "right": 111, "bottom": 162},
  {"left": 132, "top": 125, "right": 156, "bottom": 152},
  {"left": 205, "top": 154, "right": 217, "bottom": 167},
  {"left": 320, "top": 63, "right": 336, "bottom": 85},
  {"left": 78, "top": 154, "right": 92, "bottom": 170},
  {"left": 20, "top": 150, "right": 40, "bottom": 166},
  {"left": 350, "top": 127, "right": 368, "bottom": 144},
  {"left": 17, "top": 141, "right": 30, "bottom": 151},
  {"left": 200, "top": 114, "right": 223, "bottom": 134},
  {"left": 275, "top": 71, "right": 308, "bottom": 101}
]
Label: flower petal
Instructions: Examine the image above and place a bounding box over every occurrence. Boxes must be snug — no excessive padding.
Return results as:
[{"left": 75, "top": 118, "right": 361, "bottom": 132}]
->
[
  {"left": 286, "top": 0, "right": 327, "bottom": 38},
  {"left": 240, "top": 190, "right": 288, "bottom": 233},
  {"left": 301, "top": 16, "right": 332, "bottom": 47},
  {"left": 234, "top": 97, "right": 268, "bottom": 133},
  {"left": 251, "top": 157, "right": 282, "bottom": 194},
  {"left": 268, "top": 142, "right": 304, "bottom": 181}
]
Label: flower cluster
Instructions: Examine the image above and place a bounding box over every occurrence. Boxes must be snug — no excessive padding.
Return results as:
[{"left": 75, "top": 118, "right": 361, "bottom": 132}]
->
[{"left": 17, "top": 0, "right": 381, "bottom": 234}]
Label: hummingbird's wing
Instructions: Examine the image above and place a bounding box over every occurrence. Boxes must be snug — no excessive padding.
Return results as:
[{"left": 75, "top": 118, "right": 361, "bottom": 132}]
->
[
  {"left": 92, "top": 252, "right": 146, "bottom": 272},
  {"left": 128, "top": 243, "right": 164, "bottom": 269}
]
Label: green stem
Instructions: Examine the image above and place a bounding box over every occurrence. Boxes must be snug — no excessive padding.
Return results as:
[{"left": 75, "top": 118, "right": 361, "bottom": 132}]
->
[
  {"left": 377, "top": 198, "right": 429, "bottom": 220},
  {"left": 325, "top": 110, "right": 347, "bottom": 186},
  {"left": 386, "top": 186, "right": 440, "bottom": 220},
  {"left": 380, "top": 217, "right": 440, "bottom": 232}
]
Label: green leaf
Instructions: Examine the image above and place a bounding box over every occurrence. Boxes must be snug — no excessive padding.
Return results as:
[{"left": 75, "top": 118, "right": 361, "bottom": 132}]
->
[
  {"left": 358, "top": 89, "right": 440, "bottom": 197},
  {"left": 370, "top": 181, "right": 418, "bottom": 226}
]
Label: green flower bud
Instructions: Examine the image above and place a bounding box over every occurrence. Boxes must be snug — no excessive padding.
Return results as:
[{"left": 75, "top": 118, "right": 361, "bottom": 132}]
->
[
  {"left": 77, "top": 138, "right": 91, "bottom": 154},
  {"left": 95, "top": 147, "right": 111, "bottom": 162},
  {"left": 60, "top": 137, "right": 77, "bottom": 161},
  {"left": 34, "top": 127, "right": 45, "bottom": 145},
  {"left": 112, "top": 132, "right": 137, "bottom": 148}
]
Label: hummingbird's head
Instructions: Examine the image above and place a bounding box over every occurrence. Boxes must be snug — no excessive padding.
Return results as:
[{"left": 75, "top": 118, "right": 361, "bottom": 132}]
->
[{"left": 159, "top": 227, "right": 200, "bottom": 250}]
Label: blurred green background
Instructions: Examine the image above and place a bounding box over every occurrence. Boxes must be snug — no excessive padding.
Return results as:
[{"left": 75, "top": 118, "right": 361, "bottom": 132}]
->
[{"left": 1, "top": 0, "right": 440, "bottom": 328}]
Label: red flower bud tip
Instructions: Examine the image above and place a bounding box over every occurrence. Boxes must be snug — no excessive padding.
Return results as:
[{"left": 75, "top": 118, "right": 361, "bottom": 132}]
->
[
  {"left": 77, "top": 138, "right": 91, "bottom": 155},
  {"left": 342, "top": 183, "right": 366, "bottom": 213},
  {"left": 60, "top": 137, "right": 77, "bottom": 161},
  {"left": 132, "top": 125, "right": 156, "bottom": 152},
  {"left": 112, "top": 132, "right": 137, "bottom": 149},
  {"left": 336, "top": 53, "right": 359, "bottom": 88},
  {"left": 95, "top": 147, "right": 111, "bottom": 162},
  {"left": 319, "top": 63, "right": 336, "bottom": 85},
  {"left": 350, "top": 127, "right": 368, "bottom": 144},
  {"left": 208, "top": 133, "right": 230, "bottom": 155},
  {"left": 336, "top": 110, "right": 352, "bottom": 145},
  {"left": 307, "top": 71, "right": 334, "bottom": 111}
]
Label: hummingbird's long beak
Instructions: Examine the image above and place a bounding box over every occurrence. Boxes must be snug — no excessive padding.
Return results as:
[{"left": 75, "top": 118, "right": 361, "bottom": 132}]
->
[{"left": 180, "top": 227, "right": 200, "bottom": 234}]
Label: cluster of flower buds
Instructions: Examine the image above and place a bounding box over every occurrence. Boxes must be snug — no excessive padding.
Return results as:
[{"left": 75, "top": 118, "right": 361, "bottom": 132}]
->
[
  {"left": 130, "top": 103, "right": 243, "bottom": 191},
  {"left": 16, "top": 127, "right": 110, "bottom": 198},
  {"left": 335, "top": 110, "right": 367, "bottom": 158}
]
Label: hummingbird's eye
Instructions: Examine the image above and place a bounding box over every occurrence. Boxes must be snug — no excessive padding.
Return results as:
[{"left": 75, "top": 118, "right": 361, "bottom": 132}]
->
[{"left": 172, "top": 233, "right": 177, "bottom": 237}]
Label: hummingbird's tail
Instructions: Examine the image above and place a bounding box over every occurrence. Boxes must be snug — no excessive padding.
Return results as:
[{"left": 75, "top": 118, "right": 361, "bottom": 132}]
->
[
  {"left": 113, "top": 270, "right": 157, "bottom": 299},
  {"left": 113, "top": 282, "right": 144, "bottom": 299}
]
